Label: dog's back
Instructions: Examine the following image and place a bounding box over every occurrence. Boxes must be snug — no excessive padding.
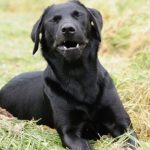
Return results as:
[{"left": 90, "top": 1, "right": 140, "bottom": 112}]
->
[{"left": 0, "top": 71, "right": 53, "bottom": 126}]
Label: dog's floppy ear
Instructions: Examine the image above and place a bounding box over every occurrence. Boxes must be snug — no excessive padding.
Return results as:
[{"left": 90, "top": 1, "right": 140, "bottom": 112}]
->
[
  {"left": 88, "top": 8, "right": 103, "bottom": 40},
  {"left": 31, "top": 7, "right": 49, "bottom": 55},
  {"left": 70, "top": 1, "right": 102, "bottom": 40}
]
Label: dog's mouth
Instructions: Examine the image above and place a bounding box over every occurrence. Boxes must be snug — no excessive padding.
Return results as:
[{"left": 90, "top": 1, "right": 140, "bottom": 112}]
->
[
  {"left": 57, "top": 41, "right": 86, "bottom": 51},
  {"left": 55, "top": 40, "right": 88, "bottom": 61}
]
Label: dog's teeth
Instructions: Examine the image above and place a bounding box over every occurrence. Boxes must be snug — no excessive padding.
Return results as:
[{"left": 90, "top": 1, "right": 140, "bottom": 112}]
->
[
  {"left": 64, "top": 46, "right": 67, "bottom": 50},
  {"left": 77, "top": 44, "right": 79, "bottom": 48}
]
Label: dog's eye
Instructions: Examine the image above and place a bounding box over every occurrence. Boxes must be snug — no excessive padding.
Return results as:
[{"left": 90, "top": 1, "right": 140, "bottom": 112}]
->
[
  {"left": 52, "top": 15, "right": 62, "bottom": 23},
  {"left": 72, "top": 11, "right": 81, "bottom": 18}
]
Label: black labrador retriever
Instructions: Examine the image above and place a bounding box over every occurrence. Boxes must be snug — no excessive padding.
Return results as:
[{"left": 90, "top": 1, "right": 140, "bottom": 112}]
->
[{"left": 0, "top": 1, "right": 138, "bottom": 150}]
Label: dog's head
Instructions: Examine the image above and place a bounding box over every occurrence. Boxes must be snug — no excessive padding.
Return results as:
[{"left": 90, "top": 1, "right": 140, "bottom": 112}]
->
[{"left": 31, "top": 1, "right": 103, "bottom": 62}]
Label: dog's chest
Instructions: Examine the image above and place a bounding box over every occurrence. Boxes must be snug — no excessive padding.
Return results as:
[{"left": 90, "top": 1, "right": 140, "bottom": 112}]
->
[
  {"left": 63, "top": 78, "right": 99, "bottom": 104},
  {"left": 68, "top": 103, "right": 99, "bottom": 125}
]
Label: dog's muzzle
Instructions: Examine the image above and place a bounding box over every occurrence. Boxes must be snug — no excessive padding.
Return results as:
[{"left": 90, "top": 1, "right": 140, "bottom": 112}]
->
[{"left": 54, "top": 23, "right": 88, "bottom": 61}]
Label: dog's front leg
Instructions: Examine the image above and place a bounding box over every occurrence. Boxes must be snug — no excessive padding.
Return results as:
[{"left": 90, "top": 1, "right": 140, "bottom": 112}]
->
[
  {"left": 99, "top": 89, "right": 139, "bottom": 149},
  {"left": 56, "top": 124, "right": 93, "bottom": 150},
  {"left": 44, "top": 88, "right": 92, "bottom": 150},
  {"left": 96, "top": 73, "right": 139, "bottom": 149},
  {"left": 105, "top": 111, "right": 138, "bottom": 149}
]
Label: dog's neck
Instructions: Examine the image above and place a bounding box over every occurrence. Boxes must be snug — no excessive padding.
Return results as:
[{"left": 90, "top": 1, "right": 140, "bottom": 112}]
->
[{"left": 42, "top": 38, "right": 100, "bottom": 104}]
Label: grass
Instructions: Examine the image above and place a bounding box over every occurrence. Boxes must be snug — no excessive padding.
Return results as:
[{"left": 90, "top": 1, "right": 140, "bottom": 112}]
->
[
  {"left": 0, "top": 0, "right": 150, "bottom": 149},
  {"left": 0, "top": 115, "right": 62, "bottom": 150}
]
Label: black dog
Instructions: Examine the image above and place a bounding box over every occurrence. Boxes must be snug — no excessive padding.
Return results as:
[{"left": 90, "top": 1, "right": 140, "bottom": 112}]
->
[{"left": 0, "top": 1, "right": 138, "bottom": 150}]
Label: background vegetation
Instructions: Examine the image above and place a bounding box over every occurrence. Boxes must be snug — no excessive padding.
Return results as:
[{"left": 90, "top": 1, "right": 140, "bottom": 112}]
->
[{"left": 0, "top": 0, "right": 150, "bottom": 149}]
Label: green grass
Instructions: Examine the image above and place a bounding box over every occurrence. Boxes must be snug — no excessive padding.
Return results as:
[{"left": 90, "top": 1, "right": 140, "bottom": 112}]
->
[
  {"left": 0, "top": 117, "right": 63, "bottom": 150},
  {"left": 0, "top": 0, "right": 150, "bottom": 149},
  {"left": 0, "top": 115, "right": 142, "bottom": 150}
]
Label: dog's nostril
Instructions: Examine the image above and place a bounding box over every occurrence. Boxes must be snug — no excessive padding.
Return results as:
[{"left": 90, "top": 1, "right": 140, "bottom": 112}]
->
[
  {"left": 62, "top": 27, "right": 66, "bottom": 33},
  {"left": 62, "top": 26, "right": 76, "bottom": 34},
  {"left": 69, "top": 27, "right": 75, "bottom": 33}
]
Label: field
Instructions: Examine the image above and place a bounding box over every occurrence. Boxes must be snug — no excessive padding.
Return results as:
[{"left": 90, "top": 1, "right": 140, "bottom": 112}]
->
[{"left": 0, "top": 0, "right": 150, "bottom": 149}]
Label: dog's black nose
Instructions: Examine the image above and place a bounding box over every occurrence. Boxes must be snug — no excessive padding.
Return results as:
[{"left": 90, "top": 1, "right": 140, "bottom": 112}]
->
[{"left": 61, "top": 24, "right": 76, "bottom": 35}]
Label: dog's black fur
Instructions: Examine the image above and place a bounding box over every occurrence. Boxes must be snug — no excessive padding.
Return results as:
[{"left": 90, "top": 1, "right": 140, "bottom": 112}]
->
[{"left": 0, "top": 1, "right": 138, "bottom": 150}]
